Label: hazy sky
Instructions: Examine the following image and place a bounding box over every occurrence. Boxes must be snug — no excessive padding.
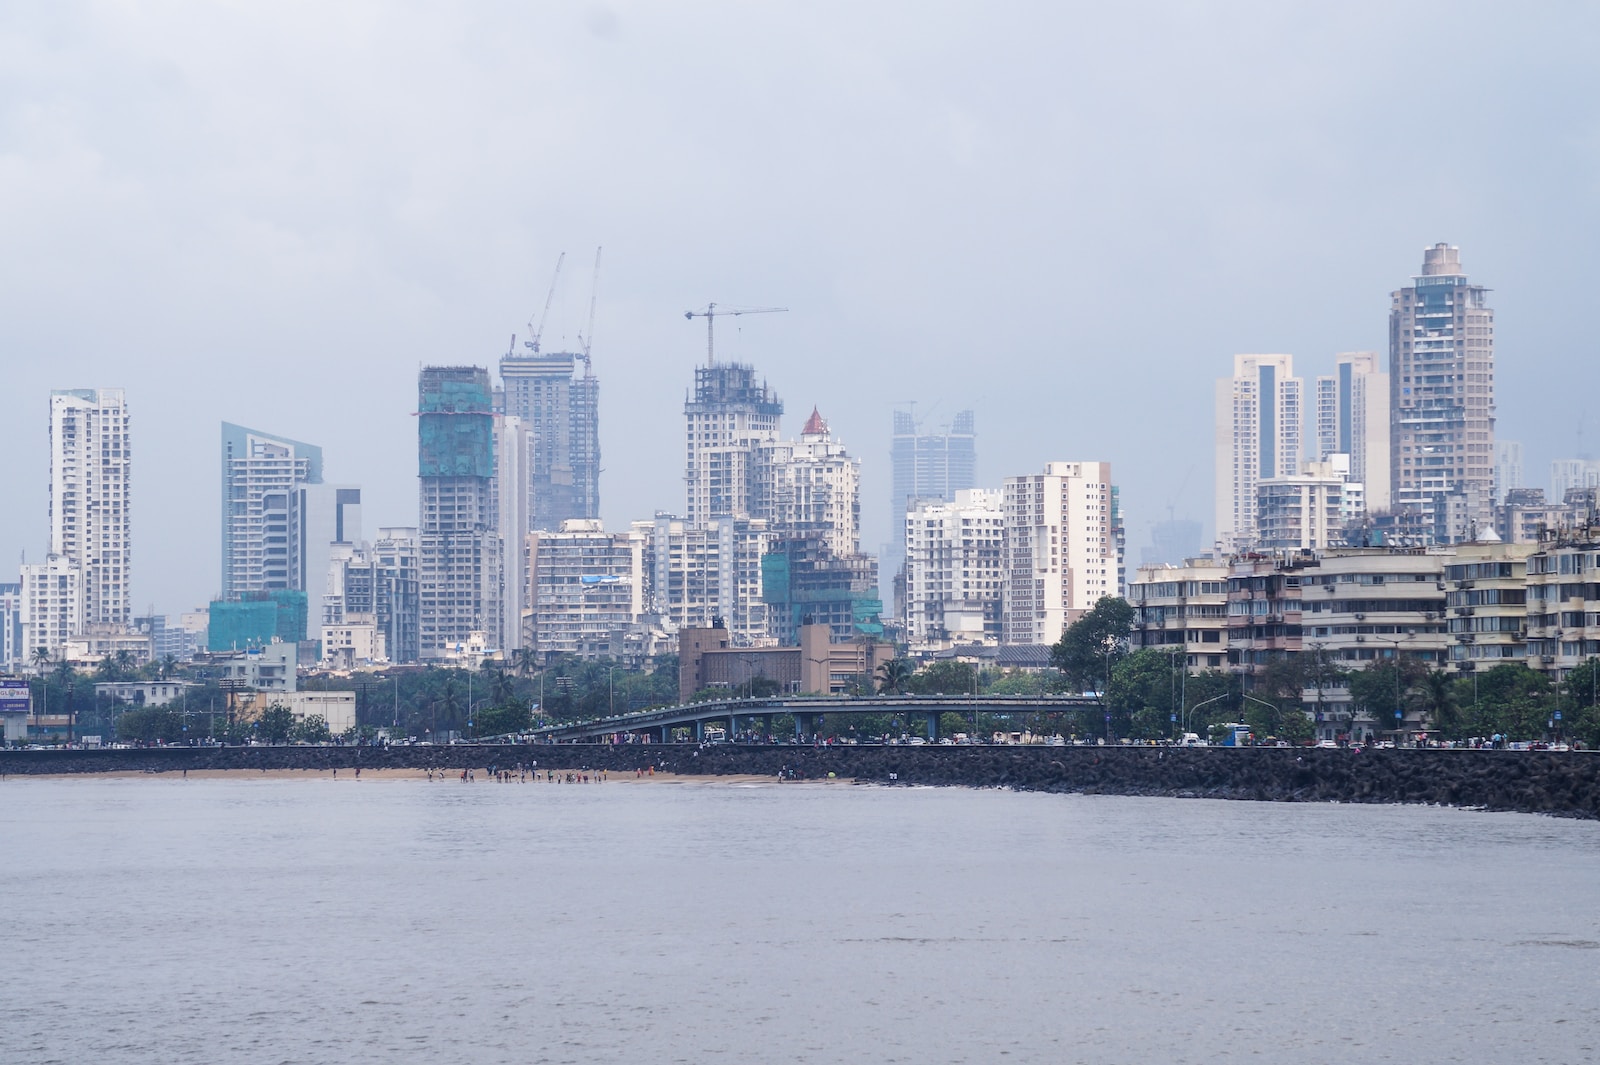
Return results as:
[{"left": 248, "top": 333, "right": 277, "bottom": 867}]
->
[{"left": 4, "top": 2, "right": 1599, "bottom": 616}]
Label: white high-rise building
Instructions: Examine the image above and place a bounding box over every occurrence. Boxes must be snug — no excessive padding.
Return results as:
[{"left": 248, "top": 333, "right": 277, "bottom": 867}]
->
[
  {"left": 1215, "top": 355, "right": 1302, "bottom": 552},
  {"left": 644, "top": 514, "right": 775, "bottom": 645},
  {"left": 527, "top": 520, "right": 646, "bottom": 662},
  {"left": 755, "top": 407, "right": 861, "bottom": 558},
  {"left": 1002, "top": 462, "right": 1116, "bottom": 646},
  {"left": 1314, "top": 352, "right": 1389, "bottom": 512},
  {"left": 50, "top": 388, "right": 131, "bottom": 630},
  {"left": 1256, "top": 459, "right": 1352, "bottom": 551},
  {"left": 1550, "top": 458, "right": 1600, "bottom": 502},
  {"left": 904, "top": 489, "right": 1004, "bottom": 650},
  {"left": 1389, "top": 244, "right": 1496, "bottom": 532},
  {"left": 683, "top": 363, "right": 783, "bottom": 524},
  {"left": 221, "top": 423, "right": 321, "bottom": 598},
  {"left": 19, "top": 554, "right": 83, "bottom": 661},
  {"left": 494, "top": 414, "right": 533, "bottom": 653},
  {"left": 0, "top": 582, "right": 20, "bottom": 671}
]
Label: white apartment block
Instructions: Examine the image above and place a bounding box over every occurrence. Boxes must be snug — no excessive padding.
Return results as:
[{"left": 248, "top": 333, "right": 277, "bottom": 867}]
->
[
  {"left": 494, "top": 414, "right": 533, "bottom": 653},
  {"left": 1445, "top": 538, "right": 1534, "bottom": 672},
  {"left": 1215, "top": 355, "right": 1302, "bottom": 552},
  {"left": 1495, "top": 440, "right": 1524, "bottom": 505},
  {"left": 527, "top": 520, "right": 646, "bottom": 662},
  {"left": 1299, "top": 549, "right": 1449, "bottom": 670},
  {"left": 1524, "top": 537, "right": 1600, "bottom": 677},
  {"left": 1127, "top": 558, "right": 1230, "bottom": 671},
  {"left": 51, "top": 388, "right": 131, "bottom": 629},
  {"left": 755, "top": 408, "right": 861, "bottom": 557},
  {"left": 904, "top": 489, "right": 1004, "bottom": 650},
  {"left": 645, "top": 515, "right": 775, "bottom": 645},
  {"left": 1314, "top": 351, "right": 1390, "bottom": 512},
  {"left": 19, "top": 555, "right": 83, "bottom": 662},
  {"left": 1002, "top": 462, "right": 1116, "bottom": 646},
  {"left": 1256, "top": 459, "right": 1353, "bottom": 552}
]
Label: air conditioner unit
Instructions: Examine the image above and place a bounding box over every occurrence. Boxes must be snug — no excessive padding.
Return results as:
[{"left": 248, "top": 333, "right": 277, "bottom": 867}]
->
[
  {"left": 1354, "top": 613, "right": 1366, "bottom": 621},
  {"left": 1355, "top": 636, "right": 1367, "bottom": 643},
  {"left": 1541, "top": 655, "right": 1556, "bottom": 664}
]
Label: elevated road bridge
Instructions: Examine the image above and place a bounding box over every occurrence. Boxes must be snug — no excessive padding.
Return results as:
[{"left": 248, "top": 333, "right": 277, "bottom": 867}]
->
[{"left": 530, "top": 694, "right": 1104, "bottom": 744}]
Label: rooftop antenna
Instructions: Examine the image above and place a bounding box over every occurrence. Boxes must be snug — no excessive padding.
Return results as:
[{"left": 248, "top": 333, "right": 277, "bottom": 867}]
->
[
  {"left": 525, "top": 252, "right": 566, "bottom": 355},
  {"left": 684, "top": 303, "right": 787, "bottom": 366}
]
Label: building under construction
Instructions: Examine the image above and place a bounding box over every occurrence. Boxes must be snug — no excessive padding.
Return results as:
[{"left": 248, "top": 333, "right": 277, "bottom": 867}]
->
[
  {"left": 418, "top": 366, "right": 503, "bottom": 658},
  {"left": 761, "top": 534, "right": 883, "bottom": 645},
  {"left": 499, "top": 350, "right": 600, "bottom": 530}
]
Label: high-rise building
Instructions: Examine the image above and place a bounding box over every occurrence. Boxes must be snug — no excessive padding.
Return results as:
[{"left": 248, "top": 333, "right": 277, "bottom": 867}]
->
[
  {"left": 1314, "top": 351, "right": 1390, "bottom": 512},
  {"left": 373, "top": 528, "right": 421, "bottom": 664},
  {"left": 418, "top": 367, "right": 504, "bottom": 658},
  {"left": 20, "top": 554, "right": 85, "bottom": 660},
  {"left": 684, "top": 363, "right": 784, "bottom": 524},
  {"left": 903, "top": 488, "right": 1004, "bottom": 650},
  {"left": 1389, "top": 244, "right": 1496, "bottom": 534},
  {"left": 1001, "top": 461, "right": 1116, "bottom": 646},
  {"left": 1215, "top": 355, "right": 1302, "bottom": 552},
  {"left": 498, "top": 349, "right": 600, "bottom": 530},
  {"left": 644, "top": 514, "right": 774, "bottom": 645},
  {"left": 527, "top": 519, "right": 646, "bottom": 662},
  {"left": 221, "top": 423, "right": 322, "bottom": 598},
  {"left": 1256, "top": 459, "right": 1353, "bottom": 551},
  {"left": 49, "top": 388, "right": 131, "bottom": 630},
  {"left": 295, "top": 483, "right": 361, "bottom": 599},
  {"left": 0, "top": 582, "right": 21, "bottom": 671},
  {"left": 493, "top": 415, "right": 533, "bottom": 652},
  {"left": 1495, "top": 440, "right": 1524, "bottom": 505},
  {"left": 1550, "top": 458, "right": 1600, "bottom": 502},
  {"left": 887, "top": 408, "right": 977, "bottom": 577},
  {"left": 761, "top": 535, "right": 882, "bottom": 645},
  {"left": 755, "top": 407, "right": 861, "bottom": 558}
]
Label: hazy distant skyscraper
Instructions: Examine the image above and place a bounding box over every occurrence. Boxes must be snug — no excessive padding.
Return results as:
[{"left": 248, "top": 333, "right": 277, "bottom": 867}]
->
[
  {"left": 887, "top": 408, "right": 976, "bottom": 570},
  {"left": 1214, "top": 355, "right": 1302, "bottom": 551},
  {"left": 418, "top": 366, "right": 504, "bottom": 657},
  {"left": 1313, "top": 351, "right": 1390, "bottom": 511},
  {"left": 683, "top": 362, "right": 784, "bottom": 523},
  {"left": 498, "top": 347, "right": 600, "bottom": 530},
  {"left": 1495, "top": 440, "right": 1524, "bottom": 505},
  {"left": 1388, "top": 244, "right": 1496, "bottom": 530}
]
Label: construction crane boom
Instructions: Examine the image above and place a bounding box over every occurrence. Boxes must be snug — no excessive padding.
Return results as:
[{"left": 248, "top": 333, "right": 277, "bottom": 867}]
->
[
  {"left": 684, "top": 302, "right": 788, "bottom": 366},
  {"left": 526, "top": 252, "right": 566, "bottom": 354},
  {"left": 578, "top": 246, "right": 602, "bottom": 376}
]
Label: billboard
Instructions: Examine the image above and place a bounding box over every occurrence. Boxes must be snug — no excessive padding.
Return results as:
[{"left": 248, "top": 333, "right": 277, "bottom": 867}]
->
[{"left": 0, "top": 677, "right": 31, "bottom": 714}]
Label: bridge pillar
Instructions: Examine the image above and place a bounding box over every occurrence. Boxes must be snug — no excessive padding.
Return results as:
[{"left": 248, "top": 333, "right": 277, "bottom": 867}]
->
[
  {"left": 761, "top": 714, "right": 772, "bottom": 742},
  {"left": 927, "top": 712, "right": 939, "bottom": 743},
  {"left": 694, "top": 719, "right": 704, "bottom": 742}
]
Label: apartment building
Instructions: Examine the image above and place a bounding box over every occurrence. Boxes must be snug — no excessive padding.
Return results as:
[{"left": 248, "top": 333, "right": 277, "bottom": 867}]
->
[
  {"left": 1002, "top": 462, "right": 1116, "bottom": 645},
  {"left": 903, "top": 489, "right": 1004, "bottom": 651},
  {"left": 1127, "top": 559, "right": 1229, "bottom": 671}
]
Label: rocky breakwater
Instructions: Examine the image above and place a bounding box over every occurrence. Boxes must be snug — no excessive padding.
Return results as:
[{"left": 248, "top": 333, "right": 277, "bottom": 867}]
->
[{"left": 5, "top": 744, "right": 1599, "bottom": 819}]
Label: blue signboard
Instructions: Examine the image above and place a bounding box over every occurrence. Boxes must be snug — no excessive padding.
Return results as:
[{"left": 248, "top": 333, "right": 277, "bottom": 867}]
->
[{"left": 0, "top": 678, "right": 31, "bottom": 714}]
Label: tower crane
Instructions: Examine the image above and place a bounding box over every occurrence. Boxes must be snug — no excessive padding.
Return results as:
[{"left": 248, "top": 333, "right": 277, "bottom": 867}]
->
[
  {"left": 577, "top": 247, "right": 602, "bottom": 377},
  {"left": 525, "top": 252, "right": 566, "bottom": 354},
  {"left": 684, "top": 303, "right": 787, "bottom": 366}
]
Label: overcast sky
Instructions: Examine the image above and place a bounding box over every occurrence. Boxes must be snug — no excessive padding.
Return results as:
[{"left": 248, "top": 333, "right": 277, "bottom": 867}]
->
[{"left": 3, "top": 1, "right": 1599, "bottom": 616}]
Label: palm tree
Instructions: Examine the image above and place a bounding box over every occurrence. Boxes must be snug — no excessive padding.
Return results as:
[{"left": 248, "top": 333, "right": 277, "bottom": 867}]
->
[
  {"left": 114, "top": 649, "right": 137, "bottom": 678},
  {"left": 31, "top": 647, "right": 51, "bottom": 675},
  {"left": 510, "top": 647, "right": 534, "bottom": 679},
  {"left": 876, "top": 657, "right": 915, "bottom": 695},
  {"left": 1413, "top": 670, "right": 1460, "bottom": 738},
  {"left": 160, "top": 654, "right": 178, "bottom": 680}
]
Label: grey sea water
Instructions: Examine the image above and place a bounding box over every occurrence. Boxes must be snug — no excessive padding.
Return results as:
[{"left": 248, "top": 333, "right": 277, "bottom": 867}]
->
[{"left": 3, "top": 776, "right": 1597, "bottom": 1064}]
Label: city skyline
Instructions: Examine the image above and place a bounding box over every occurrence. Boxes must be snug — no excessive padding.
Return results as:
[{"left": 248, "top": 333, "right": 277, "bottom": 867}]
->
[{"left": 5, "top": 5, "right": 1600, "bottom": 616}]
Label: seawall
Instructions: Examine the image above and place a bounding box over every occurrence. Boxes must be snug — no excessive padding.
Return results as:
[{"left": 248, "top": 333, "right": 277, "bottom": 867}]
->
[{"left": 5, "top": 743, "right": 1600, "bottom": 819}]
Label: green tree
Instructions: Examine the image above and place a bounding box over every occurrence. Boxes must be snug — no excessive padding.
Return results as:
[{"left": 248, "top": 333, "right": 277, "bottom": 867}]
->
[
  {"left": 473, "top": 702, "right": 532, "bottom": 736},
  {"left": 289, "top": 714, "right": 331, "bottom": 744},
  {"left": 907, "top": 660, "right": 977, "bottom": 697},
  {"left": 258, "top": 702, "right": 296, "bottom": 743},
  {"left": 1050, "top": 597, "right": 1136, "bottom": 693},
  {"left": 1109, "top": 649, "right": 1184, "bottom": 740},
  {"left": 1559, "top": 657, "right": 1600, "bottom": 748}
]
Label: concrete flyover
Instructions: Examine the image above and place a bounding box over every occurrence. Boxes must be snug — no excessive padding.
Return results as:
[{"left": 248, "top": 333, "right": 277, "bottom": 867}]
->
[{"left": 530, "top": 694, "right": 1104, "bottom": 743}]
